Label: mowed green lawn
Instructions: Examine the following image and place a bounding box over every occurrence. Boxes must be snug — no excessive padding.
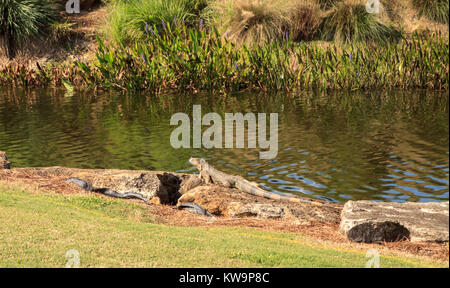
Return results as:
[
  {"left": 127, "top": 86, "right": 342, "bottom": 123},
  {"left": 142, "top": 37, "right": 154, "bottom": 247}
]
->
[{"left": 0, "top": 185, "right": 446, "bottom": 268}]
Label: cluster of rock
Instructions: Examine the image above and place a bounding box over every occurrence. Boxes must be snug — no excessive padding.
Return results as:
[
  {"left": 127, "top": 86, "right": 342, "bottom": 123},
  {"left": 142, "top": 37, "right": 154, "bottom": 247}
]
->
[{"left": 1, "top": 151, "right": 448, "bottom": 244}]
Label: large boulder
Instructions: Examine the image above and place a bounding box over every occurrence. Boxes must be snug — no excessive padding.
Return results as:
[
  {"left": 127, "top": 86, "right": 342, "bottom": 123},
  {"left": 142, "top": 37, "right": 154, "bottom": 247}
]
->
[
  {"left": 177, "top": 184, "right": 341, "bottom": 221},
  {"left": 178, "top": 184, "right": 286, "bottom": 218},
  {"left": 339, "top": 200, "right": 449, "bottom": 243},
  {"left": 85, "top": 172, "right": 195, "bottom": 204},
  {"left": 0, "top": 151, "right": 11, "bottom": 169}
]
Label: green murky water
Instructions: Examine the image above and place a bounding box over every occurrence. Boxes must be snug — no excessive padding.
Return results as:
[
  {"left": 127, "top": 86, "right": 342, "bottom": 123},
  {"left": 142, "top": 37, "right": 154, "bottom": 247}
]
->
[{"left": 0, "top": 88, "right": 448, "bottom": 203}]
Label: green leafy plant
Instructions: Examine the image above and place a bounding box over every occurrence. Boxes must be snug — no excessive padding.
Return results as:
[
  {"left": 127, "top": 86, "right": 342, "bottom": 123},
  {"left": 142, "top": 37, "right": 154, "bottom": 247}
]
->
[
  {"left": 106, "top": 0, "right": 206, "bottom": 44},
  {"left": 0, "top": 0, "right": 58, "bottom": 59},
  {"left": 71, "top": 21, "right": 448, "bottom": 93}
]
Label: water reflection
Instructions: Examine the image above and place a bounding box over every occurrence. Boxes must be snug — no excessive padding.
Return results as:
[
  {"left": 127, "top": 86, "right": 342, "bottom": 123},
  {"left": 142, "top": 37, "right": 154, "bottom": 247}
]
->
[{"left": 0, "top": 88, "right": 448, "bottom": 203}]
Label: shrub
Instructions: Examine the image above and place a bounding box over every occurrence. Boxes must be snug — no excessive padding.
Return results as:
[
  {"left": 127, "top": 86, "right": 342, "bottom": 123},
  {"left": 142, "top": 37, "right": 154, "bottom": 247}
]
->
[
  {"left": 0, "top": 0, "right": 58, "bottom": 59},
  {"left": 319, "top": 0, "right": 401, "bottom": 43},
  {"left": 412, "top": 0, "right": 449, "bottom": 24},
  {"left": 50, "top": 21, "right": 78, "bottom": 43},
  {"left": 210, "top": 0, "right": 290, "bottom": 45},
  {"left": 106, "top": 0, "right": 207, "bottom": 44},
  {"left": 289, "top": 1, "right": 322, "bottom": 41}
]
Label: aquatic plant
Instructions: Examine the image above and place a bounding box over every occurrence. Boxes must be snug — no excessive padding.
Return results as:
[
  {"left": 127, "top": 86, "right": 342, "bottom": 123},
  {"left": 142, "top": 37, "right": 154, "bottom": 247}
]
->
[
  {"left": 2, "top": 22, "right": 448, "bottom": 92},
  {"left": 73, "top": 22, "right": 448, "bottom": 92},
  {"left": 0, "top": 0, "right": 58, "bottom": 59},
  {"left": 412, "top": 0, "right": 449, "bottom": 24}
]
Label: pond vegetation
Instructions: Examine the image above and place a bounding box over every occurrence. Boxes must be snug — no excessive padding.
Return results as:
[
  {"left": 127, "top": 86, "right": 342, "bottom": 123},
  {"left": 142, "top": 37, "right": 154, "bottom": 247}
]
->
[{"left": 0, "top": 0, "right": 448, "bottom": 93}]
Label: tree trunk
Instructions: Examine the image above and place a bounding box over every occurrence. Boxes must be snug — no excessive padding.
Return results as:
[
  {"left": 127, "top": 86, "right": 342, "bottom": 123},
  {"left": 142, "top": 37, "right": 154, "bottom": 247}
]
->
[{"left": 5, "top": 31, "right": 16, "bottom": 59}]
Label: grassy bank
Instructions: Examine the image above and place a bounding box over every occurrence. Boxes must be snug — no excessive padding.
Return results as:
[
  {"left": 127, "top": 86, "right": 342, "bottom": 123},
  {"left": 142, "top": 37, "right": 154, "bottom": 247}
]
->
[{"left": 0, "top": 184, "right": 446, "bottom": 268}]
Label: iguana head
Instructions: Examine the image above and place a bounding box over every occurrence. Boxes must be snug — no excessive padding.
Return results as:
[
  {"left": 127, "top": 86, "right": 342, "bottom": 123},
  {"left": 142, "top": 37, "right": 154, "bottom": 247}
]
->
[{"left": 189, "top": 158, "right": 207, "bottom": 169}]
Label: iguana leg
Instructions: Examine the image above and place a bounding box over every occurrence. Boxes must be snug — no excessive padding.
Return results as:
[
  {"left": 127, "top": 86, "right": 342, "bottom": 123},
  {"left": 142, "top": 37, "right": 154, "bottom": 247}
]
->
[{"left": 200, "top": 171, "right": 212, "bottom": 184}]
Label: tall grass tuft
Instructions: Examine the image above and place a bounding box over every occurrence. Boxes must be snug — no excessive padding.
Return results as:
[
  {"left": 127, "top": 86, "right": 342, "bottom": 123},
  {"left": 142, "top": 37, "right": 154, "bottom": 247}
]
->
[
  {"left": 106, "top": 0, "right": 206, "bottom": 44},
  {"left": 211, "top": 0, "right": 290, "bottom": 45},
  {"left": 289, "top": 1, "right": 322, "bottom": 41},
  {"left": 50, "top": 21, "right": 78, "bottom": 43},
  {"left": 0, "top": 0, "right": 58, "bottom": 59},
  {"left": 412, "top": 0, "right": 449, "bottom": 24},
  {"left": 320, "top": 0, "right": 401, "bottom": 43}
]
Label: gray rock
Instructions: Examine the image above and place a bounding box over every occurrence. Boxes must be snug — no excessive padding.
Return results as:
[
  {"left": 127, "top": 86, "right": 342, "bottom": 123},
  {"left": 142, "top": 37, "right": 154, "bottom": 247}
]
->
[
  {"left": 91, "top": 172, "right": 182, "bottom": 204},
  {"left": 340, "top": 200, "right": 449, "bottom": 243},
  {"left": 0, "top": 151, "right": 11, "bottom": 169},
  {"left": 227, "top": 202, "right": 285, "bottom": 218}
]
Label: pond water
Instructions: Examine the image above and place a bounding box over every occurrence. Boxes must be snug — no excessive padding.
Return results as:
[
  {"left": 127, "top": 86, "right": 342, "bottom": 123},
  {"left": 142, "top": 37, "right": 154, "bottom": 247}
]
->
[{"left": 0, "top": 88, "right": 448, "bottom": 203}]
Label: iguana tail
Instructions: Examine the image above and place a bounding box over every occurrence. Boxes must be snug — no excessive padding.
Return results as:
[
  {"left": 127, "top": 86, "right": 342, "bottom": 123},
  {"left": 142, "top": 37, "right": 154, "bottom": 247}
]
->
[
  {"left": 66, "top": 177, "right": 149, "bottom": 204},
  {"left": 234, "top": 178, "right": 325, "bottom": 206}
]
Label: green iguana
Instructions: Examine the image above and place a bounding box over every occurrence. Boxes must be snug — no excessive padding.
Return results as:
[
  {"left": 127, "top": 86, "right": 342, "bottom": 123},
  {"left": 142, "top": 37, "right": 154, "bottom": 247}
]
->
[
  {"left": 66, "top": 177, "right": 214, "bottom": 216},
  {"left": 189, "top": 158, "right": 329, "bottom": 207}
]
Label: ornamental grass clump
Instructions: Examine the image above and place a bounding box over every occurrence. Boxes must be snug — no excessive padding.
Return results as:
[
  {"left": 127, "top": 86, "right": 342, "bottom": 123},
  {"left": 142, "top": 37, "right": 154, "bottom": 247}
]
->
[
  {"left": 289, "top": 1, "right": 322, "bottom": 41},
  {"left": 320, "top": 0, "right": 401, "bottom": 43},
  {"left": 412, "top": 0, "right": 449, "bottom": 24},
  {"left": 211, "top": 0, "right": 291, "bottom": 45}
]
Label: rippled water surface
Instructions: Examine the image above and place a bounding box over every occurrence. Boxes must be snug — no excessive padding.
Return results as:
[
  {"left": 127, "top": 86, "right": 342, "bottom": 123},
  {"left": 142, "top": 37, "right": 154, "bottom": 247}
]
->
[{"left": 0, "top": 88, "right": 448, "bottom": 203}]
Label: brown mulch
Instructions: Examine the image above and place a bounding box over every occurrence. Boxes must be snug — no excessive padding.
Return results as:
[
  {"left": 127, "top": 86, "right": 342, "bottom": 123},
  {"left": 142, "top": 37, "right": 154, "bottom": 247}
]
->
[{"left": 0, "top": 168, "right": 448, "bottom": 263}]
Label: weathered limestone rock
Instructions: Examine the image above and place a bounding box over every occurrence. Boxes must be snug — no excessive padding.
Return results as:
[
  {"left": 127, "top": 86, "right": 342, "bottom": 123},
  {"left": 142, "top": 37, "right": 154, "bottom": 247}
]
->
[
  {"left": 227, "top": 202, "right": 285, "bottom": 218},
  {"left": 340, "top": 200, "right": 449, "bottom": 243},
  {"left": 177, "top": 175, "right": 204, "bottom": 194},
  {"left": 177, "top": 185, "right": 231, "bottom": 215},
  {"left": 177, "top": 184, "right": 342, "bottom": 222},
  {"left": 0, "top": 151, "right": 11, "bottom": 169},
  {"left": 179, "top": 185, "right": 290, "bottom": 218},
  {"left": 82, "top": 171, "right": 194, "bottom": 204}
]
